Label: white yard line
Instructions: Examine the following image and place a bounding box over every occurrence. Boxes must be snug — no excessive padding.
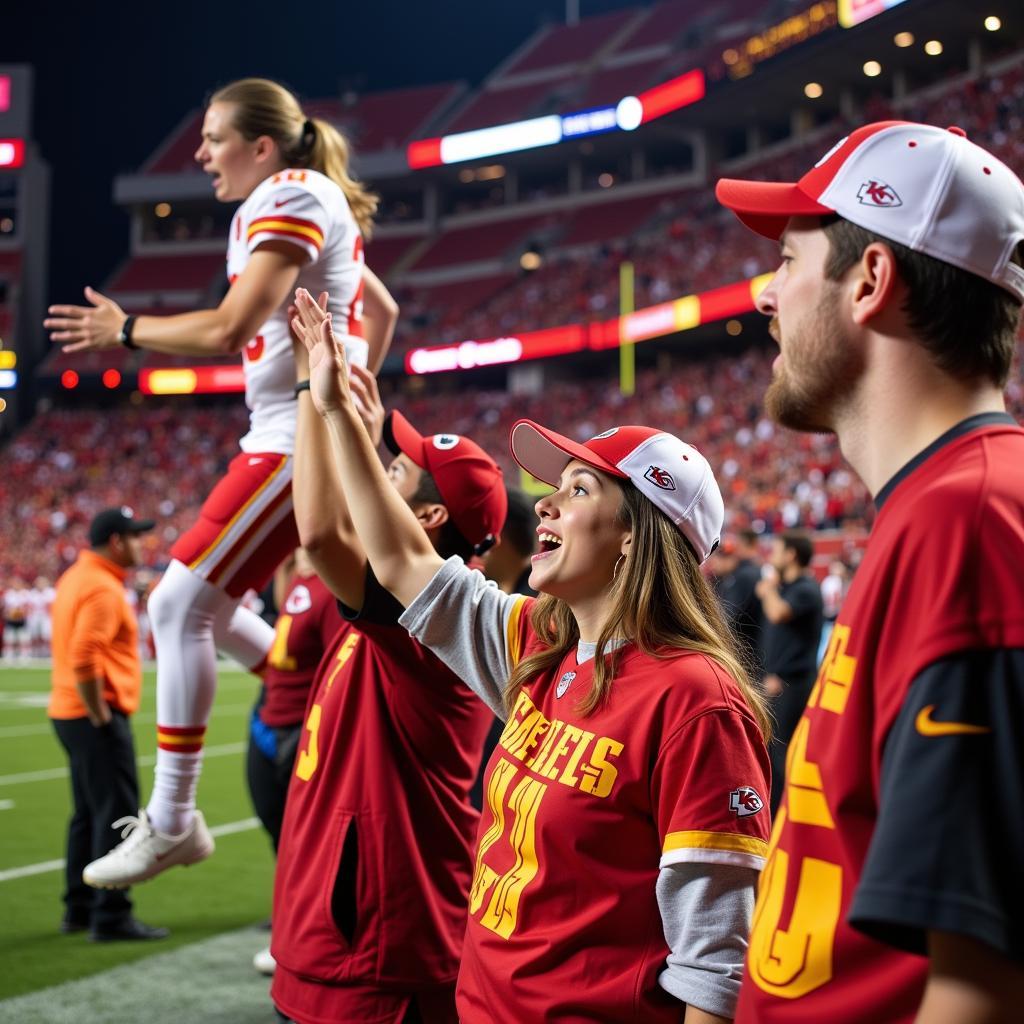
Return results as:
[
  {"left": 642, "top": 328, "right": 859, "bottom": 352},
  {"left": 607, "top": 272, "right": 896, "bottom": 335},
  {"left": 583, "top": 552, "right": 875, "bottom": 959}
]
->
[
  {"left": 0, "top": 817, "right": 260, "bottom": 883},
  {"left": 0, "top": 742, "right": 247, "bottom": 787},
  {"left": 0, "top": 703, "right": 253, "bottom": 740}
]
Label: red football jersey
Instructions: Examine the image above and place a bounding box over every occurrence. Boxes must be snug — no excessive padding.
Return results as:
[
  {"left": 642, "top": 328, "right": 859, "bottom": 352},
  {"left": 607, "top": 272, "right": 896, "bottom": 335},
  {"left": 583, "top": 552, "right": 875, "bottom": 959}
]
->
[
  {"left": 261, "top": 573, "right": 342, "bottom": 727},
  {"left": 457, "top": 602, "right": 771, "bottom": 1023},
  {"left": 270, "top": 581, "right": 492, "bottom": 1014},
  {"left": 738, "top": 420, "right": 1024, "bottom": 1022}
]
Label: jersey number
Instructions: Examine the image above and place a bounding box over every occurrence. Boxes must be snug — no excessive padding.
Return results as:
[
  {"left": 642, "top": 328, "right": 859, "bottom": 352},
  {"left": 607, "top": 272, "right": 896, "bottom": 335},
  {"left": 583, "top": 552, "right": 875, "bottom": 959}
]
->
[
  {"left": 469, "top": 757, "right": 547, "bottom": 939},
  {"left": 294, "top": 633, "right": 361, "bottom": 783},
  {"left": 267, "top": 614, "right": 297, "bottom": 671}
]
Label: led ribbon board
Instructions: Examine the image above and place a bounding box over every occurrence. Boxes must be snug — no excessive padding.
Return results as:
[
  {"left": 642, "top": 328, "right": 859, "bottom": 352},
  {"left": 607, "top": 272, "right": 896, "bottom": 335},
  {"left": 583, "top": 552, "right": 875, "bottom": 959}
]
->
[{"left": 407, "top": 69, "right": 705, "bottom": 169}]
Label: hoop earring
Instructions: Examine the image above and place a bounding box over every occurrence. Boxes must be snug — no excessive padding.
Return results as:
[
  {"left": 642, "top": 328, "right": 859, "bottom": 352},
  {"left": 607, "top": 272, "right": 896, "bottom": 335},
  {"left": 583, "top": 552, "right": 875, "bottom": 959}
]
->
[{"left": 612, "top": 554, "right": 625, "bottom": 581}]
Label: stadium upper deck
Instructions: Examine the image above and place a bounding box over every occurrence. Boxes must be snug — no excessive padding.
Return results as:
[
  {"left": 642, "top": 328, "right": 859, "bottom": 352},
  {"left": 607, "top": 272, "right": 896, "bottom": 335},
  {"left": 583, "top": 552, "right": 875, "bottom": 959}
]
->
[{"left": 34, "top": 0, "right": 1024, "bottom": 393}]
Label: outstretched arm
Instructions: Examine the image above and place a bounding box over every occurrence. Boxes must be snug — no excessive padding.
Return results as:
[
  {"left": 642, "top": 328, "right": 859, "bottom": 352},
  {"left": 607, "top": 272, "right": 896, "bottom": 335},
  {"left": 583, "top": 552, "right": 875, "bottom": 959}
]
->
[
  {"left": 361, "top": 265, "right": 399, "bottom": 373},
  {"left": 293, "top": 288, "right": 443, "bottom": 608},
  {"left": 45, "top": 244, "right": 304, "bottom": 357},
  {"left": 291, "top": 294, "right": 376, "bottom": 611}
]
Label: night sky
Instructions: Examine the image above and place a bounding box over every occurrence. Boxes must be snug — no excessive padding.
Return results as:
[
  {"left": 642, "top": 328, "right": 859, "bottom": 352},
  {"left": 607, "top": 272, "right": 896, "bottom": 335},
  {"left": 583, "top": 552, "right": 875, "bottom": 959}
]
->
[{"left": 7, "top": 0, "right": 646, "bottom": 306}]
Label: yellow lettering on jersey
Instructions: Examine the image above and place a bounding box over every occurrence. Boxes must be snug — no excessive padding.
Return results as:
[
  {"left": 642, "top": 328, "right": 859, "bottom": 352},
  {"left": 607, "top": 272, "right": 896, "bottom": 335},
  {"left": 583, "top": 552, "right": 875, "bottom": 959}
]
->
[
  {"left": 578, "top": 737, "right": 624, "bottom": 798},
  {"left": 784, "top": 719, "right": 835, "bottom": 829},
  {"left": 268, "top": 614, "right": 297, "bottom": 671},
  {"left": 477, "top": 774, "right": 546, "bottom": 939},
  {"left": 748, "top": 808, "right": 842, "bottom": 998},
  {"left": 524, "top": 720, "right": 564, "bottom": 771},
  {"left": 295, "top": 703, "right": 322, "bottom": 782},
  {"left": 807, "top": 624, "right": 857, "bottom": 715},
  {"left": 512, "top": 716, "right": 550, "bottom": 762},
  {"left": 500, "top": 707, "right": 544, "bottom": 756},
  {"left": 471, "top": 758, "right": 518, "bottom": 917},
  {"left": 324, "top": 632, "right": 361, "bottom": 691},
  {"left": 555, "top": 727, "right": 596, "bottom": 785}
]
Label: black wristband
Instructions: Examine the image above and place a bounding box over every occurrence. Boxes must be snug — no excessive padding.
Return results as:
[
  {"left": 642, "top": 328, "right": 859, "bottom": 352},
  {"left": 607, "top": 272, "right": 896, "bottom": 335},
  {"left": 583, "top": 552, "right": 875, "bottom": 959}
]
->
[
  {"left": 294, "top": 380, "right": 311, "bottom": 397},
  {"left": 119, "top": 315, "right": 138, "bottom": 350}
]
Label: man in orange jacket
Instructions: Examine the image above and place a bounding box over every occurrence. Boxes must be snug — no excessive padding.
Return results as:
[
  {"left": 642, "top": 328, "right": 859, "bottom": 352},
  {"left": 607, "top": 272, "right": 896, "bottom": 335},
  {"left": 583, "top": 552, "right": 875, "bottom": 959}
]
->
[{"left": 49, "top": 507, "right": 169, "bottom": 942}]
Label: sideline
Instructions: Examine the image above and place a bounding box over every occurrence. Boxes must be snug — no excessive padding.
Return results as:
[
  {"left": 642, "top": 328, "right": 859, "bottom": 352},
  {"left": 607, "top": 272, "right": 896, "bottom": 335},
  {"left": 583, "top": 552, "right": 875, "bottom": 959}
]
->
[{"left": 0, "top": 816, "right": 260, "bottom": 883}]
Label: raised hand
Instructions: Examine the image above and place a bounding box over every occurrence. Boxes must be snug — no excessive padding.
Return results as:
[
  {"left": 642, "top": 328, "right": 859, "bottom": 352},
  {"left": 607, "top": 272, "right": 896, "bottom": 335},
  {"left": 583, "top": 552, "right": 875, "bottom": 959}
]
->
[
  {"left": 44, "top": 287, "right": 128, "bottom": 352},
  {"left": 291, "top": 288, "right": 351, "bottom": 416},
  {"left": 348, "top": 364, "right": 385, "bottom": 447}
]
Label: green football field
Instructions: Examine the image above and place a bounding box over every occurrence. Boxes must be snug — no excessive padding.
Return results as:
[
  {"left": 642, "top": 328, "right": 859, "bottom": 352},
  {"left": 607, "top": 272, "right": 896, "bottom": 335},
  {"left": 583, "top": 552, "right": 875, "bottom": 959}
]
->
[{"left": 0, "top": 664, "right": 280, "bottom": 1021}]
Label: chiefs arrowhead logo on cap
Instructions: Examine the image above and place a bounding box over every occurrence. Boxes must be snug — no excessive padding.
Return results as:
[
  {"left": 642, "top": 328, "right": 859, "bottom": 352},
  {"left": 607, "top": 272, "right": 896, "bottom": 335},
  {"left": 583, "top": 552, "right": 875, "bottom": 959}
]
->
[
  {"left": 857, "top": 179, "right": 902, "bottom": 207},
  {"left": 644, "top": 465, "right": 676, "bottom": 490}
]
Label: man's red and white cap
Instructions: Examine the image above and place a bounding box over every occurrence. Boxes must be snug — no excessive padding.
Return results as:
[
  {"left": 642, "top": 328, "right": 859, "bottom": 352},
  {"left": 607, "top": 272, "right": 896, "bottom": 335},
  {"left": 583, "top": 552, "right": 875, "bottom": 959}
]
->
[
  {"left": 384, "top": 410, "right": 507, "bottom": 554},
  {"left": 716, "top": 120, "right": 1024, "bottom": 303},
  {"left": 510, "top": 420, "right": 724, "bottom": 564}
]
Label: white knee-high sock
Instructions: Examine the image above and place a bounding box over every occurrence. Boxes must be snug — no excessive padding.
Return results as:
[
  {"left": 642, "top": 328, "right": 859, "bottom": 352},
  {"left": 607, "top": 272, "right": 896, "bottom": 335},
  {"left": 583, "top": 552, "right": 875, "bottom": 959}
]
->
[
  {"left": 146, "top": 559, "right": 235, "bottom": 834},
  {"left": 213, "top": 601, "right": 275, "bottom": 673}
]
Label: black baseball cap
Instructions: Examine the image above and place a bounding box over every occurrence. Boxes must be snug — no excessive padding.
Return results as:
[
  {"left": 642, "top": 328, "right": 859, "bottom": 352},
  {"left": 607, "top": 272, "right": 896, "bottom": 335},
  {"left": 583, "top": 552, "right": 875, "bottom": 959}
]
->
[{"left": 89, "top": 507, "right": 156, "bottom": 547}]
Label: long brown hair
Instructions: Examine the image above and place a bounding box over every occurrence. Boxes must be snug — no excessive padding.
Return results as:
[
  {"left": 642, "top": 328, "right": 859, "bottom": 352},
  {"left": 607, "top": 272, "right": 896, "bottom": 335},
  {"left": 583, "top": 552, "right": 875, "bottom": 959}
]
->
[
  {"left": 504, "top": 481, "right": 772, "bottom": 740},
  {"left": 210, "top": 77, "right": 378, "bottom": 238}
]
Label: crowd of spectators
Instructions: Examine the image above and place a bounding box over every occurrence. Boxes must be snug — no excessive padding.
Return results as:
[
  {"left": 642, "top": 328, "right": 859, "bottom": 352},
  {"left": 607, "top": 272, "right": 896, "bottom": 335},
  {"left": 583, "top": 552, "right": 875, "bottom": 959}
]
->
[
  {"left": 6, "top": 335, "right": 1022, "bottom": 586},
  {"left": 7, "top": 58, "right": 1023, "bottom": 586}
]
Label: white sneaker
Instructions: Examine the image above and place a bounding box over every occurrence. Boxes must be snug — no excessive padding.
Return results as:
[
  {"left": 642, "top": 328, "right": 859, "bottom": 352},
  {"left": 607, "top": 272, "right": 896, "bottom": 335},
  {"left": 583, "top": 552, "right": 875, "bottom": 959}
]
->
[
  {"left": 253, "top": 946, "right": 276, "bottom": 975},
  {"left": 83, "top": 810, "right": 215, "bottom": 889}
]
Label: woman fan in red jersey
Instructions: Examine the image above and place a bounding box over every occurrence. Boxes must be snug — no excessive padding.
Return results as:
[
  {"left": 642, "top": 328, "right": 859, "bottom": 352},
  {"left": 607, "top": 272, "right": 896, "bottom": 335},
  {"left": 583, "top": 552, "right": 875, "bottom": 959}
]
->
[
  {"left": 291, "top": 288, "right": 772, "bottom": 1024},
  {"left": 44, "top": 78, "right": 398, "bottom": 888}
]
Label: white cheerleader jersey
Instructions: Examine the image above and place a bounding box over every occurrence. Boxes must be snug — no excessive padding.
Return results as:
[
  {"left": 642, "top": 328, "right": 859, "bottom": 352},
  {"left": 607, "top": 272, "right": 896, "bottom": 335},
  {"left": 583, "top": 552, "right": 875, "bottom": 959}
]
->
[{"left": 227, "top": 168, "right": 367, "bottom": 454}]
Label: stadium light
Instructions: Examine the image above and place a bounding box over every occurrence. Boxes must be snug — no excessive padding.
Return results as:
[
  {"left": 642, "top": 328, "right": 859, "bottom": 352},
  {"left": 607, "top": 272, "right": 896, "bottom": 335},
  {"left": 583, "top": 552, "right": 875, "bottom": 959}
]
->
[
  {"left": 0, "top": 369, "right": 16, "bottom": 389},
  {"left": 804, "top": 82, "right": 824, "bottom": 99},
  {"left": 406, "top": 69, "right": 705, "bottom": 169},
  {"left": 924, "top": 39, "right": 943, "bottom": 55},
  {"left": 102, "top": 369, "right": 122, "bottom": 389},
  {"left": 0, "top": 139, "right": 25, "bottom": 169},
  {"left": 863, "top": 60, "right": 882, "bottom": 77},
  {"left": 60, "top": 370, "right": 79, "bottom": 389},
  {"left": 984, "top": 16, "right": 1001, "bottom": 31},
  {"left": 893, "top": 31, "right": 914, "bottom": 47},
  {"left": 154, "top": 202, "right": 172, "bottom": 218},
  {"left": 0, "top": 350, "right": 16, "bottom": 370}
]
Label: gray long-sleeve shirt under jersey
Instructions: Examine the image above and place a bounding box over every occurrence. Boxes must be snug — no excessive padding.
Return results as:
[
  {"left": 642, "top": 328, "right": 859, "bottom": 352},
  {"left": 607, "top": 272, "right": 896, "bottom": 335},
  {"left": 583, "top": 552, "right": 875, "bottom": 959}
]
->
[{"left": 399, "top": 555, "right": 763, "bottom": 1018}]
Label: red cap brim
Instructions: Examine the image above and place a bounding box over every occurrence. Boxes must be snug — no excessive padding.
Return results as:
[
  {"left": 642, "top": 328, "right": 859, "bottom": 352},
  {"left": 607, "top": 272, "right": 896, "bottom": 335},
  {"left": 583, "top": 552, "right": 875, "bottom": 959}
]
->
[
  {"left": 510, "top": 419, "right": 627, "bottom": 486},
  {"left": 383, "top": 410, "right": 427, "bottom": 469},
  {"left": 715, "top": 179, "right": 833, "bottom": 240}
]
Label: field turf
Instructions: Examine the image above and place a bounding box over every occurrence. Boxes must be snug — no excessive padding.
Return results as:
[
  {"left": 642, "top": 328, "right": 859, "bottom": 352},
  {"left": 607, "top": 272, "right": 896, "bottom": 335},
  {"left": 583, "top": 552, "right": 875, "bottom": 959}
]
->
[{"left": 0, "top": 664, "right": 276, "bottom": 1007}]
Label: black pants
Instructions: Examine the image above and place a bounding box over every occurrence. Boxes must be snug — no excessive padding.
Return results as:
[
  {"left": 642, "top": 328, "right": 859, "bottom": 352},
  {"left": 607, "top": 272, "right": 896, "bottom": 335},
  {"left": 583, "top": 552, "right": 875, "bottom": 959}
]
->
[
  {"left": 768, "top": 672, "right": 817, "bottom": 815},
  {"left": 246, "top": 714, "right": 301, "bottom": 853},
  {"left": 52, "top": 712, "right": 139, "bottom": 928}
]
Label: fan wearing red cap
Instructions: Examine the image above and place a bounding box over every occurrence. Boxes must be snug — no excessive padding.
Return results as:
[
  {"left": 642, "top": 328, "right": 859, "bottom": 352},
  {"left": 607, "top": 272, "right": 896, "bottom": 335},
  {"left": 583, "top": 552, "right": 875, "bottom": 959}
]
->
[
  {"left": 291, "top": 289, "right": 771, "bottom": 1024},
  {"left": 264, "top": 289, "right": 506, "bottom": 1024},
  {"left": 718, "top": 124, "right": 1024, "bottom": 1023}
]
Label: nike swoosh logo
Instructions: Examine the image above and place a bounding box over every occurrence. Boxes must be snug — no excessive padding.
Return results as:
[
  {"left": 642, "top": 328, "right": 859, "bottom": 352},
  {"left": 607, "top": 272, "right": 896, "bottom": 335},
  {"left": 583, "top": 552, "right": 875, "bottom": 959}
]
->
[
  {"left": 915, "top": 704, "right": 990, "bottom": 737},
  {"left": 274, "top": 197, "right": 296, "bottom": 209},
  {"left": 248, "top": 458, "right": 264, "bottom": 466}
]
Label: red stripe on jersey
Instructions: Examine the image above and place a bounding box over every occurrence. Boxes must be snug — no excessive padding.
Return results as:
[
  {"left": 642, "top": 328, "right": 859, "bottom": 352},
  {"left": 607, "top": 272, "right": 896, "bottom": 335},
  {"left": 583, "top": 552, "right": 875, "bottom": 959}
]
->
[
  {"left": 206, "top": 483, "right": 293, "bottom": 588},
  {"left": 248, "top": 215, "right": 324, "bottom": 246}
]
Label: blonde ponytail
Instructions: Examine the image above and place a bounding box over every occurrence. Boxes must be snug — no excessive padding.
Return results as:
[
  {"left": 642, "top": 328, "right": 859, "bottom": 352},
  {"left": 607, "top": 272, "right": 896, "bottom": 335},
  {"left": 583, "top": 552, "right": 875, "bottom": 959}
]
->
[
  {"left": 305, "top": 118, "right": 379, "bottom": 239},
  {"left": 210, "top": 78, "right": 378, "bottom": 238}
]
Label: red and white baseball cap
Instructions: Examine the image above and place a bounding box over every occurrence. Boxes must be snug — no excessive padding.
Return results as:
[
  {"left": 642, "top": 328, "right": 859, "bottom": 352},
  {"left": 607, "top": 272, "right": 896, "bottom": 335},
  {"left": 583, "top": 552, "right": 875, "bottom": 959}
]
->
[
  {"left": 510, "top": 420, "right": 724, "bottom": 564},
  {"left": 384, "top": 410, "right": 508, "bottom": 554},
  {"left": 716, "top": 120, "right": 1024, "bottom": 302}
]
